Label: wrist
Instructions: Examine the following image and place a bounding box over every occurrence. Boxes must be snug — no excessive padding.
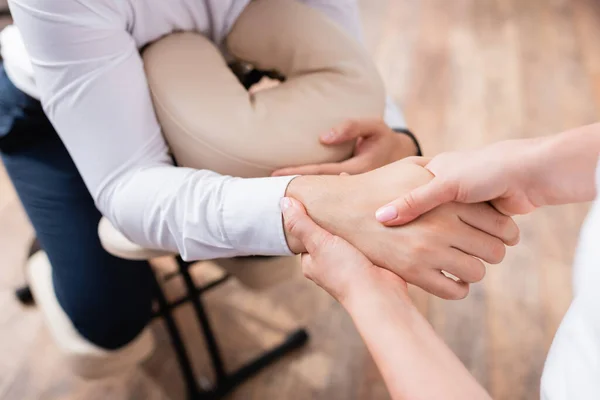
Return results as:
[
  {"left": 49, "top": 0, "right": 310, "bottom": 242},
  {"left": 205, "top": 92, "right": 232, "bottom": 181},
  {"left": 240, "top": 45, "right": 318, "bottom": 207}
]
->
[
  {"left": 341, "top": 267, "right": 412, "bottom": 314},
  {"left": 282, "top": 174, "right": 346, "bottom": 253},
  {"left": 521, "top": 136, "right": 561, "bottom": 207},
  {"left": 392, "top": 128, "right": 422, "bottom": 157}
]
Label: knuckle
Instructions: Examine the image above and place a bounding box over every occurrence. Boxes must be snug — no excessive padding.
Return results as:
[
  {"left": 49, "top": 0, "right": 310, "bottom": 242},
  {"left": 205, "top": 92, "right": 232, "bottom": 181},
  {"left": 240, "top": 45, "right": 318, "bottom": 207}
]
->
[
  {"left": 466, "top": 260, "right": 486, "bottom": 283},
  {"left": 494, "top": 213, "right": 511, "bottom": 231},
  {"left": 284, "top": 214, "right": 299, "bottom": 233},
  {"left": 340, "top": 120, "right": 357, "bottom": 134},
  {"left": 487, "top": 240, "right": 506, "bottom": 264},
  {"left": 409, "top": 237, "right": 430, "bottom": 259},
  {"left": 402, "top": 192, "right": 419, "bottom": 213},
  {"left": 444, "top": 283, "right": 469, "bottom": 300}
]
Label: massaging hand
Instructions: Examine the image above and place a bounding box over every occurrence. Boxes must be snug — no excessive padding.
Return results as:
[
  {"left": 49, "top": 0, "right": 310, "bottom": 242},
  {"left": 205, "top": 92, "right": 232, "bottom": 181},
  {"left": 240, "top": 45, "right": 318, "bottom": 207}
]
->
[
  {"left": 282, "top": 196, "right": 494, "bottom": 400},
  {"left": 284, "top": 159, "right": 520, "bottom": 299},
  {"left": 374, "top": 140, "right": 547, "bottom": 226},
  {"left": 272, "top": 118, "right": 418, "bottom": 176},
  {"left": 280, "top": 196, "right": 408, "bottom": 304}
]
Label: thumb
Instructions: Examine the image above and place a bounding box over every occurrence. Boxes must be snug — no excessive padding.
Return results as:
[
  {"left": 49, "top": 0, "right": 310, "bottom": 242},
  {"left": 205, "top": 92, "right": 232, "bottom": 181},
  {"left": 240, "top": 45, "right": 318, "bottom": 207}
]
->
[
  {"left": 280, "top": 197, "right": 332, "bottom": 254},
  {"left": 320, "top": 119, "right": 384, "bottom": 145},
  {"left": 375, "top": 178, "right": 457, "bottom": 226}
]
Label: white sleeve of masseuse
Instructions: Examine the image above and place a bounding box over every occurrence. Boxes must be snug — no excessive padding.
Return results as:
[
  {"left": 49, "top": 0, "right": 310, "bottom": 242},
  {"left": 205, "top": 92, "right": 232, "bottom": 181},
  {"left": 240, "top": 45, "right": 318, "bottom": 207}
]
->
[
  {"left": 9, "top": 0, "right": 295, "bottom": 260},
  {"left": 300, "top": 0, "right": 407, "bottom": 129}
]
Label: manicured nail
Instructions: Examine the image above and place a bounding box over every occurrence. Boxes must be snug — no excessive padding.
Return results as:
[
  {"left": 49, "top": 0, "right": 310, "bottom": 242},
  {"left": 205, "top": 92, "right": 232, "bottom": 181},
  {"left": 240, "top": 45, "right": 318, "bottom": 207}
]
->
[
  {"left": 375, "top": 205, "right": 397, "bottom": 222},
  {"left": 280, "top": 197, "right": 292, "bottom": 212},
  {"left": 321, "top": 130, "right": 336, "bottom": 142}
]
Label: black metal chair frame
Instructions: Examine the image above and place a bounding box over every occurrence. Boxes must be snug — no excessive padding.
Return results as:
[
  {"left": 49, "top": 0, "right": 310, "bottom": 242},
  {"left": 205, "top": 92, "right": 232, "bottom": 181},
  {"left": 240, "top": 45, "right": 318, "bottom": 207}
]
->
[{"left": 16, "top": 241, "right": 309, "bottom": 399}]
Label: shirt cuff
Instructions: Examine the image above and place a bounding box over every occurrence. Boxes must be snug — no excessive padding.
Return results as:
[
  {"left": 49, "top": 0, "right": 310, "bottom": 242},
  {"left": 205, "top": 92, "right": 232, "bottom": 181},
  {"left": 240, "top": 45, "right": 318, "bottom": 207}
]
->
[
  {"left": 221, "top": 175, "right": 296, "bottom": 256},
  {"left": 384, "top": 96, "right": 407, "bottom": 130}
]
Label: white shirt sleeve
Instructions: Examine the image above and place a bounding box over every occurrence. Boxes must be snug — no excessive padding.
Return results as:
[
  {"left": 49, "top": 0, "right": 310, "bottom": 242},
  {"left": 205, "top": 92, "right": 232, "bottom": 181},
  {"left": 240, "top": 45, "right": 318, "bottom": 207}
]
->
[{"left": 8, "top": 0, "right": 294, "bottom": 260}]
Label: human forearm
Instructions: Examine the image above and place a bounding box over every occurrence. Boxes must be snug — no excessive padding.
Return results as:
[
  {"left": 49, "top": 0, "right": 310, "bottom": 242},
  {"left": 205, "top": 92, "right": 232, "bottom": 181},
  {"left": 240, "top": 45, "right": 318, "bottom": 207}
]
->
[
  {"left": 379, "top": 123, "right": 600, "bottom": 226},
  {"left": 281, "top": 197, "right": 491, "bottom": 399},
  {"left": 526, "top": 123, "right": 600, "bottom": 206},
  {"left": 344, "top": 275, "right": 491, "bottom": 400},
  {"left": 104, "top": 165, "right": 296, "bottom": 260}
]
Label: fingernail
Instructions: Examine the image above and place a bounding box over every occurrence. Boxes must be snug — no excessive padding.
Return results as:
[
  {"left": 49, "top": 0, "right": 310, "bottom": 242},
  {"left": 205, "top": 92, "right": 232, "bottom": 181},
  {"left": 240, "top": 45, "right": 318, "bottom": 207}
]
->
[
  {"left": 321, "top": 130, "right": 336, "bottom": 142},
  {"left": 280, "top": 197, "right": 292, "bottom": 212},
  {"left": 375, "top": 205, "right": 397, "bottom": 222}
]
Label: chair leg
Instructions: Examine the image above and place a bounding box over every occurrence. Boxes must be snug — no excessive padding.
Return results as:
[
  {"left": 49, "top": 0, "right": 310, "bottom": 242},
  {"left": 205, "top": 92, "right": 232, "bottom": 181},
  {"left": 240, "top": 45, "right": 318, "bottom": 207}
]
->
[
  {"left": 165, "top": 256, "right": 309, "bottom": 399},
  {"left": 151, "top": 272, "right": 203, "bottom": 398},
  {"left": 176, "top": 256, "right": 228, "bottom": 384},
  {"left": 213, "top": 328, "right": 308, "bottom": 398}
]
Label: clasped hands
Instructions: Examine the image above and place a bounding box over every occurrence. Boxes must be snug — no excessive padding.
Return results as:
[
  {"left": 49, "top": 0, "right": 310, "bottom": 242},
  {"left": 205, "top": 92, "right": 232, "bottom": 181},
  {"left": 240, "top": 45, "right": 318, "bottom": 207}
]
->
[{"left": 279, "top": 120, "right": 521, "bottom": 302}]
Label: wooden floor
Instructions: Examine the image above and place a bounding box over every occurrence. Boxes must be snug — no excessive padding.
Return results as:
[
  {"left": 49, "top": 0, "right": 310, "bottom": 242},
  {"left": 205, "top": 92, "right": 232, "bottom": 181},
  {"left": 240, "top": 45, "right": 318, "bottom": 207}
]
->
[{"left": 1, "top": 0, "right": 599, "bottom": 398}]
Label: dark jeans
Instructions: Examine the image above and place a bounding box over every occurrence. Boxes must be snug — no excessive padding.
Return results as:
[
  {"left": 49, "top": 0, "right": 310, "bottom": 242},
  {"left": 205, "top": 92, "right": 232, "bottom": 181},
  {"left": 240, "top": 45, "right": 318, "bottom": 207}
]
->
[{"left": 0, "top": 65, "right": 154, "bottom": 350}]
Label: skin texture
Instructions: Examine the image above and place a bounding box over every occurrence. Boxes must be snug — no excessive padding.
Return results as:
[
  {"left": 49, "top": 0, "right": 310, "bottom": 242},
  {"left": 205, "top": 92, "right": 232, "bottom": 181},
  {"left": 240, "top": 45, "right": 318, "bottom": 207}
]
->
[
  {"left": 283, "top": 158, "right": 520, "bottom": 299},
  {"left": 272, "top": 118, "right": 418, "bottom": 176},
  {"left": 281, "top": 197, "right": 492, "bottom": 400},
  {"left": 376, "top": 123, "right": 600, "bottom": 226}
]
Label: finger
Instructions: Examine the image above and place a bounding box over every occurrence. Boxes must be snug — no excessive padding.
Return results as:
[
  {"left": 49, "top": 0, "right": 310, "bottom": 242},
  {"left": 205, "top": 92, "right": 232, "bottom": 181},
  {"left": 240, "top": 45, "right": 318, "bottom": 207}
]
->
[
  {"left": 280, "top": 197, "right": 332, "bottom": 254},
  {"left": 272, "top": 156, "right": 369, "bottom": 177},
  {"left": 414, "top": 270, "right": 470, "bottom": 300},
  {"left": 451, "top": 221, "right": 507, "bottom": 265},
  {"left": 320, "top": 118, "right": 386, "bottom": 145},
  {"left": 375, "top": 178, "right": 457, "bottom": 226},
  {"left": 492, "top": 194, "right": 536, "bottom": 217},
  {"left": 272, "top": 163, "right": 348, "bottom": 176},
  {"left": 399, "top": 156, "right": 432, "bottom": 167},
  {"left": 456, "top": 202, "right": 520, "bottom": 246},
  {"left": 436, "top": 248, "right": 486, "bottom": 284}
]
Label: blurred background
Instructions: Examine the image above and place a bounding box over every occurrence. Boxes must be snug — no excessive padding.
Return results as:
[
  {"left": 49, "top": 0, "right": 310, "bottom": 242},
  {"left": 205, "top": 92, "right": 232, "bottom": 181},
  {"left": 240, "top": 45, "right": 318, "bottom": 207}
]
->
[{"left": 1, "top": 0, "right": 598, "bottom": 399}]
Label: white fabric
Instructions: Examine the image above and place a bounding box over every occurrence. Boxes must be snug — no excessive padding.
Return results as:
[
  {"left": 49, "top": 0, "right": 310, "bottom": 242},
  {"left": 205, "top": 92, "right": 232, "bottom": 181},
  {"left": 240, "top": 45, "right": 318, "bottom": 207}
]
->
[
  {"left": 4, "top": 0, "right": 405, "bottom": 260},
  {"left": 27, "top": 251, "right": 155, "bottom": 378},
  {"left": 541, "top": 159, "right": 600, "bottom": 399}
]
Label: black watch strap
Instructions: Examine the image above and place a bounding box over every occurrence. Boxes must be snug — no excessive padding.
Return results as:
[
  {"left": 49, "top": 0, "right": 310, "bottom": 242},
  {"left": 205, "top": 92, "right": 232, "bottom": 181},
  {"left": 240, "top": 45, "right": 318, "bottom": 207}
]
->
[{"left": 392, "top": 128, "right": 423, "bottom": 157}]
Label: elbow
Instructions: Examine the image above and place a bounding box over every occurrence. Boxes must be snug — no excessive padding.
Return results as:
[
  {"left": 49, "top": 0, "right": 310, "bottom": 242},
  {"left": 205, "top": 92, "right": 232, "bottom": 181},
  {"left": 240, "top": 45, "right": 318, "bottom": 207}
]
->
[{"left": 93, "top": 169, "right": 149, "bottom": 250}]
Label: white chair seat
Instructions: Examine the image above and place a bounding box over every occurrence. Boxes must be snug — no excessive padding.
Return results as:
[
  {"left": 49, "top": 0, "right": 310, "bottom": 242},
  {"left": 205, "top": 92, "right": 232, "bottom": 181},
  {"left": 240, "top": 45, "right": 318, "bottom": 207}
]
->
[{"left": 98, "top": 217, "right": 173, "bottom": 261}]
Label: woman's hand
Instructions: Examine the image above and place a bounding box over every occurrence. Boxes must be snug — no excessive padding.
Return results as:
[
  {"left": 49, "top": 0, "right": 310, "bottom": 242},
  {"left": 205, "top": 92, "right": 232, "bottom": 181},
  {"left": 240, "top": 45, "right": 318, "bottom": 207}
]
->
[
  {"left": 284, "top": 159, "right": 519, "bottom": 300},
  {"left": 376, "top": 124, "right": 600, "bottom": 227},
  {"left": 280, "top": 196, "right": 408, "bottom": 305},
  {"left": 272, "top": 118, "right": 418, "bottom": 176},
  {"left": 281, "top": 195, "right": 492, "bottom": 400},
  {"left": 375, "top": 140, "right": 543, "bottom": 226}
]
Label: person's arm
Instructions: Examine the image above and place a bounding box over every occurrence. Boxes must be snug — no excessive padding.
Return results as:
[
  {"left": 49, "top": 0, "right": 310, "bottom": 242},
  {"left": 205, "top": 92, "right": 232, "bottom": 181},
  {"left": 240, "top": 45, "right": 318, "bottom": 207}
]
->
[
  {"left": 9, "top": 0, "right": 298, "bottom": 260},
  {"left": 375, "top": 123, "right": 600, "bottom": 225},
  {"left": 270, "top": 1, "right": 416, "bottom": 177},
  {"left": 281, "top": 197, "right": 492, "bottom": 400},
  {"left": 10, "top": 0, "right": 517, "bottom": 299},
  {"left": 348, "top": 280, "right": 491, "bottom": 400}
]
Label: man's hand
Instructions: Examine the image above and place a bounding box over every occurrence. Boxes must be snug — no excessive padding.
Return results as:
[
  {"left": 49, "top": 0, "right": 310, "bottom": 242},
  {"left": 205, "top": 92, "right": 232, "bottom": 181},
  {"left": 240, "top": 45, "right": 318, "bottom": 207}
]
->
[
  {"left": 272, "top": 118, "right": 418, "bottom": 176},
  {"left": 283, "top": 159, "right": 520, "bottom": 300},
  {"left": 281, "top": 196, "right": 408, "bottom": 304}
]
